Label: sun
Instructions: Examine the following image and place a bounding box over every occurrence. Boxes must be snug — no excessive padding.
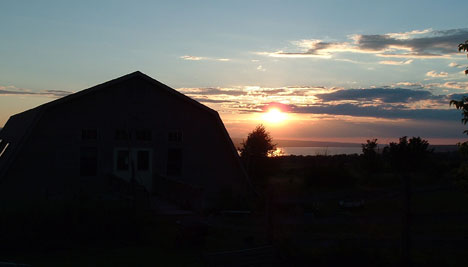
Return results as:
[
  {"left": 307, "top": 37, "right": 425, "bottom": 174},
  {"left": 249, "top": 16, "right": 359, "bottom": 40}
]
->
[{"left": 262, "top": 108, "right": 287, "bottom": 123}]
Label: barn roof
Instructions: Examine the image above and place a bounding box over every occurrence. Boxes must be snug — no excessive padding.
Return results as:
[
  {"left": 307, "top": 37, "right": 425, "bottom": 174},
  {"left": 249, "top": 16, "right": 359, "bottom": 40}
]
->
[{"left": 0, "top": 71, "right": 249, "bottom": 187}]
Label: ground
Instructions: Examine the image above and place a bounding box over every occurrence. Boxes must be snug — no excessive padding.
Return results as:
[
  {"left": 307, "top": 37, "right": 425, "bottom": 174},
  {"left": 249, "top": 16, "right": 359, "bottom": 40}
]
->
[{"left": 2, "top": 153, "right": 468, "bottom": 266}]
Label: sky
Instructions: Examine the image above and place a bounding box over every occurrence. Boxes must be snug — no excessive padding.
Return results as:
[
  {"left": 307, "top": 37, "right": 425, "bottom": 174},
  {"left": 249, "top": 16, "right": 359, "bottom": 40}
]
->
[{"left": 1, "top": 0, "right": 468, "bottom": 144}]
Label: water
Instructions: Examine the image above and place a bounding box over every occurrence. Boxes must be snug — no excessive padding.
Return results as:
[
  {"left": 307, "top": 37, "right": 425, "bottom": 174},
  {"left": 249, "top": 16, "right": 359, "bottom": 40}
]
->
[
  {"left": 276, "top": 146, "right": 362, "bottom": 156},
  {"left": 274, "top": 145, "right": 459, "bottom": 156}
]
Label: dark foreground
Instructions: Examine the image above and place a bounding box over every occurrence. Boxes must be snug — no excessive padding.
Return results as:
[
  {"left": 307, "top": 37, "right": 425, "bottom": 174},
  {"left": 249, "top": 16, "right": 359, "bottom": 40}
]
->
[{"left": 2, "top": 152, "right": 468, "bottom": 266}]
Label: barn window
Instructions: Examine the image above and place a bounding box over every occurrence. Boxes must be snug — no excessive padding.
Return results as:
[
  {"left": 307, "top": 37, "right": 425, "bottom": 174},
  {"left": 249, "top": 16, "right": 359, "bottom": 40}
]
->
[
  {"left": 80, "top": 147, "right": 97, "bottom": 176},
  {"left": 137, "top": 150, "right": 150, "bottom": 171},
  {"left": 115, "top": 129, "right": 131, "bottom": 140},
  {"left": 116, "top": 150, "right": 130, "bottom": 171},
  {"left": 136, "top": 129, "right": 152, "bottom": 141},
  {"left": 167, "top": 148, "right": 182, "bottom": 176},
  {"left": 82, "top": 129, "right": 97, "bottom": 140},
  {"left": 168, "top": 131, "right": 182, "bottom": 142}
]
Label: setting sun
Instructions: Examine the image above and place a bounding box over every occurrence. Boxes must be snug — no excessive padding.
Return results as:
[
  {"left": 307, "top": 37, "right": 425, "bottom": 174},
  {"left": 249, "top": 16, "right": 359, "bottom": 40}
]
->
[{"left": 262, "top": 108, "right": 287, "bottom": 124}]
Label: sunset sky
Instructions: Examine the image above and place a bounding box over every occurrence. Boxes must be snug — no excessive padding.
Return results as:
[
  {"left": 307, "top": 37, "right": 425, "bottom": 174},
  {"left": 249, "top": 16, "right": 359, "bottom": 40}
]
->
[{"left": 2, "top": 1, "right": 468, "bottom": 144}]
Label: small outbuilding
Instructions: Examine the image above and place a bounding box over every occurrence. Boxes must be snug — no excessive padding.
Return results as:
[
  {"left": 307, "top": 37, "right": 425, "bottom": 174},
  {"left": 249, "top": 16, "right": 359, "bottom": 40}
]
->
[{"left": 0, "top": 71, "right": 251, "bottom": 211}]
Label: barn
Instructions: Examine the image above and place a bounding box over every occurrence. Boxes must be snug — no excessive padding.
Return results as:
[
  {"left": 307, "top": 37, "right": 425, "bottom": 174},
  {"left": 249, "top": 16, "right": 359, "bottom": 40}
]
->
[{"left": 0, "top": 71, "right": 251, "bottom": 211}]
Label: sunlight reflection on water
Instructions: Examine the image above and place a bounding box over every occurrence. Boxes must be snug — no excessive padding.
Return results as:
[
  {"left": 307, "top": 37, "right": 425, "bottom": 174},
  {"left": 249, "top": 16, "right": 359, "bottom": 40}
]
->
[{"left": 277, "top": 146, "right": 362, "bottom": 156}]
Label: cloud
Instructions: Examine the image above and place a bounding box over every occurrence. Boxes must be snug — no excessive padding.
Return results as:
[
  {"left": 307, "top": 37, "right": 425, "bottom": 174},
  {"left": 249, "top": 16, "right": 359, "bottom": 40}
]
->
[
  {"left": 258, "top": 28, "right": 468, "bottom": 59},
  {"left": 191, "top": 97, "right": 235, "bottom": 103},
  {"left": 256, "top": 50, "right": 332, "bottom": 58},
  {"left": 448, "top": 93, "right": 468, "bottom": 101},
  {"left": 180, "top": 55, "right": 230, "bottom": 61},
  {"left": 256, "top": 65, "right": 266, "bottom": 72},
  {"left": 260, "top": 102, "right": 293, "bottom": 112},
  {"left": 0, "top": 86, "right": 71, "bottom": 98},
  {"left": 177, "top": 87, "right": 244, "bottom": 96},
  {"left": 379, "top": 59, "right": 413, "bottom": 65},
  {"left": 426, "top": 71, "right": 449, "bottom": 77},
  {"left": 180, "top": 55, "right": 206, "bottom": 61},
  {"left": 441, "top": 81, "right": 468, "bottom": 90},
  {"left": 175, "top": 84, "right": 462, "bottom": 122},
  {"left": 393, "top": 82, "right": 424, "bottom": 89},
  {"left": 386, "top": 29, "right": 433, "bottom": 40},
  {"left": 314, "top": 88, "right": 434, "bottom": 103},
  {"left": 291, "top": 103, "right": 459, "bottom": 121},
  {"left": 177, "top": 85, "right": 326, "bottom": 99},
  {"left": 384, "top": 60, "right": 414, "bottom": 65},
  {"left": 449, "top": 62, "right": 465, "bottom": 68}
]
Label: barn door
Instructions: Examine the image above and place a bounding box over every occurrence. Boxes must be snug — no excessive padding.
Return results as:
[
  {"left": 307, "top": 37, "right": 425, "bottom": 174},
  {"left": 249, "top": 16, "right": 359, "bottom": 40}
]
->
[{"left": 114, "top": 148, "right": 152, "bottom": 192}]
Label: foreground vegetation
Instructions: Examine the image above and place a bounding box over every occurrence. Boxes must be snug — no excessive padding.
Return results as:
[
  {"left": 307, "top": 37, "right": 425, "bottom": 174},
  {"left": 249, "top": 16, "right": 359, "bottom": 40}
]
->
[{"left": 2, "top": 137, "right": 468, "bottom": 266}]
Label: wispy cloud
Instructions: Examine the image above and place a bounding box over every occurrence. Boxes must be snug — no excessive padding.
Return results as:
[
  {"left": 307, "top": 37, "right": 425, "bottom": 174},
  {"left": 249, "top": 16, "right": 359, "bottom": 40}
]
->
[
  {"left": 0, "top": 86, "right": 71, "bottom": 98},
  {"left": 180, "top": 55, "right": 231, "bottom": 62},
  {"left": 257, "top": 28, "right": 468, "bottom": 60},
  {"left": 314, "top": 88, "right": 434, "bottom": 103},
  {"left": 393, "top": 82, "right": 424, "bottom": 89},
  {"left": 178, "top": 87, "right": 244, "bottom": 96},
  {"left": 379, "top": 59, "right": 413, "bottom": 65},
  {"left": 180, "top": 55, "right": 206, "bottom": 61},
  {"left": 441, "top": 81, "right": 468, "bottom": 90},
  {"left": 449, "top": 62, "right": 465, "bottom": 68},
  {"left": 386, "top": 29, "right": 433, "bottom": 40},
  {"left": 256, "top": 65, "right": 266, "bottom": 72},
  {"left": 426, "top": 70, "right": 449, "bottom": 78}
]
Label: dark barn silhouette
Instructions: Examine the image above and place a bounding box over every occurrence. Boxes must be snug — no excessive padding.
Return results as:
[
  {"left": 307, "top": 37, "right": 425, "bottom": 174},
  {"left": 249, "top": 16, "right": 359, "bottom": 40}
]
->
[{"left": 0, "top": 71, "right": 251, "bottom": 212}]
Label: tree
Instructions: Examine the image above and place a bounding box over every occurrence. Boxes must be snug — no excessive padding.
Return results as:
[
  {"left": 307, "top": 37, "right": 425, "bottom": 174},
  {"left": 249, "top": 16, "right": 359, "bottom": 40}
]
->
[
  {"left": 239, "top": 125, "right": 276, "bottom": 194},
  {"left": 382, "top": 136, "right": 431, "bottom": 266},
  {"left": 451, "top": 40, "right": 468, "bottom": 134},
  {"left": 361, "top": 139, "right": 381, "bottom": 174},
  {"left": 450, "top": 97, "right": 468, "bottom": 135},
  {"left": 362, "top": 138, "right": 378, "bottom": 158},
  {"left": 459, "top": 40, "right": 468, "bottom": 75},
  {"left": 383, "top": 136, "right": 431, "bottom": 171},
  {"left": 239, "top": 125, "right": 276, "bottom": 158}
]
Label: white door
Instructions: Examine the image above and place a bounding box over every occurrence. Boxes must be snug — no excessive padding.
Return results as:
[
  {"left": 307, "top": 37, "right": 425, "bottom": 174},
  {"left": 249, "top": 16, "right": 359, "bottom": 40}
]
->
[{"left": 114, "top": 148, "right": 152, "bottom": 192}]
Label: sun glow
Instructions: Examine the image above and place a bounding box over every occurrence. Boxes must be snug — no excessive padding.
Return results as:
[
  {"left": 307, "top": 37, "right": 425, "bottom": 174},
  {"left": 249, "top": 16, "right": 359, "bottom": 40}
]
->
[{"left": 262, "top": 108, "right": 287, "bottom": 124}]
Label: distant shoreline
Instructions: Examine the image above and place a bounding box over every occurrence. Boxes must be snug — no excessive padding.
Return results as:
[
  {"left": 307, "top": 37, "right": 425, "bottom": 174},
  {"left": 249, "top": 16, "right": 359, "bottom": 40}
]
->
[
  {"left": 231, "top": 138, "right": 459, "bottom": 153},
  {"left": 231, "top": 138, "right": 361, "bottom": 148}
]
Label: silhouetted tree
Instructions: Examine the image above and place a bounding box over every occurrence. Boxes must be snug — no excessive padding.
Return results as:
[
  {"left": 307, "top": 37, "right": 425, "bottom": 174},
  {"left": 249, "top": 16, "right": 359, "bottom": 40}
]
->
[
  {"left": 362, "top": 139, "right": 378, "bottom": 158},
  {"left": 450, "top": 97, "right": 468, "bottom": 135},
  {"left": 383, "top": 136, "right": 431, "bottom": 171},
  {"left": 450, "top": 41, "right": 468, "bottom": 193},
  {"left": 239, "top": 125, "right": 276, "bottom": 194},
  {"left": 239, "top": 125, "right": 276, "bottom": 158},
  {"left": 361, "top": 139, "right": 381, "bottom": 174},
  {"left": 450, "top": 40, "right": 468, "bottom": 133},
  {"left": 459, "top": 40, "right": 468, "bottom": 75},
  {"left": 383, "top": 136, "right": 431, "bottom": 266}
]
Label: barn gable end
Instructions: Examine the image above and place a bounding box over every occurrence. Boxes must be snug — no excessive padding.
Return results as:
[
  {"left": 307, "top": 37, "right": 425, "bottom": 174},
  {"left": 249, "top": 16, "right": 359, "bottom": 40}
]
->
[{"left": 0, "top": 71, "right": 251, "bottom": 211}]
